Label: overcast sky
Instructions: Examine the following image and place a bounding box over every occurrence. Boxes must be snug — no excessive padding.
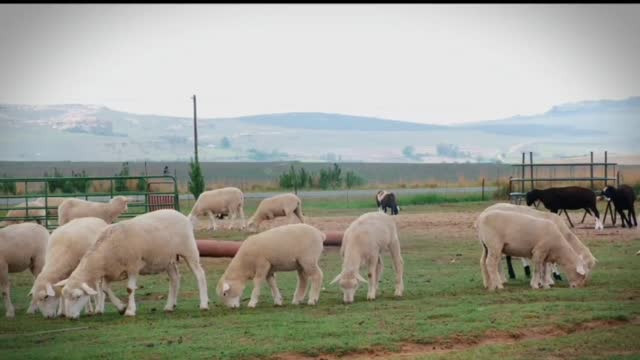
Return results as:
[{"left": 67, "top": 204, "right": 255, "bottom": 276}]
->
[{"left": 1, "top": 4, "right": 639, "bottom": 124}]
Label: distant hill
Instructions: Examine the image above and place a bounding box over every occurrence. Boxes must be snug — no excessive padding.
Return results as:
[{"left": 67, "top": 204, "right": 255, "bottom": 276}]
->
[{"left": 0, "top": 97, "right": 638, "bottom": 163}]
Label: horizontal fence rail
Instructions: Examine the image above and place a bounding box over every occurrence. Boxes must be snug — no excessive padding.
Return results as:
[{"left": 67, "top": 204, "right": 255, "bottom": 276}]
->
[{"left": 0, "top": 175, "right": 179, "bottom": 230}]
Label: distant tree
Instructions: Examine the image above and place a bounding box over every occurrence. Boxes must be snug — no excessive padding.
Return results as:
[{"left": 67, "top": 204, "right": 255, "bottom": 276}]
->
[
  {"left": 345, "top": 170, "right": 365, "bottom": 204},
  {"left": 114, "top": 162, "right": 130, "bottom": 192},
  {"left": 0, "top": 174, "right": 16, "bottom": 195},
  {"left": 188, "top": 158, "right": 205, "bottom": 200},
  {"left": 220, "top": 136, "right": 232, "bottom": 149}
]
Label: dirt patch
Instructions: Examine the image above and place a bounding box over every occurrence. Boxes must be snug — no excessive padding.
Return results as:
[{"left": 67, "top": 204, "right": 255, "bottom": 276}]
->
[{"left": 268, "top": 317, "right": 638, "bottom": 360}]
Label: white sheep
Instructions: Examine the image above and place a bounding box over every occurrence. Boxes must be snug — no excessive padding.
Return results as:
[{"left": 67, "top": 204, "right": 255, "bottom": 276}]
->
[
  {"left": 30, "top": 217, "right": 117, "bottom": 318},
  {"left": 58, "top": 196, "right": 129, "bottom": 226},
  {"left": 330, "top": 212, "right": 404, "bottom": 303},
  {"left": 36, "top": 197, "right": 67, "bottom": 217},
  {"left": 475, "top": 209, "right": 587, "bottom": 291},
  {"left": 0, "top": 223, "right": 49, "bottom": 317},
  {"left": 246, "top": 193, "right": 304, "bottom": 232},
  {"left": 54, "top": 209, "right": 209, "bottom": 319},
  {"left": 216, "top": 223, "right": 325, "bottom": 308},
  {"left": 0, "top": 200, "right": 46, "bottom": 227},
  {"left": 188, "top": 187, "right": 245, "bottom": 231},
  {"left": 485, "top": 203, "right": 597, "bottom": 284}
]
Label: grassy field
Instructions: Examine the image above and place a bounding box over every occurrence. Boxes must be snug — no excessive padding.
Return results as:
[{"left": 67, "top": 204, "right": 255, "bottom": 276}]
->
[{"left": 1, "top": 201, "right": 639, "bottom": 359}]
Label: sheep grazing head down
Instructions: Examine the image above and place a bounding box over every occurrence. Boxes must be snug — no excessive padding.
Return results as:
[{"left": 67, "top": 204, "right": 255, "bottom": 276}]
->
[
  {"left": 216, "top": 278, "right": 245, "bottom": 308},
  {"left": 525, "top": 189, "right": 542, "bottom": 207},
  {"left": 54, "top": 278, "right": 97, "bottom": 319},
  {"left": 565, "top": 262, "right": 588, "bottom": 288},
  {"left": 601, "top": 186, "right": 616, "bottom": 201},
  {"left": 330, "top": 271, "right": 367, "bottom": 304},
  {"left": 30, "top": 283, "right": 60, "bottom": 318}
]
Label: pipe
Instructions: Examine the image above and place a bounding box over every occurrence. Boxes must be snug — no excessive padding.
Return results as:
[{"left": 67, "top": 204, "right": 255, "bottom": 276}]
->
[{"left": 196, "top": 231, "right": 343, "bottom": 258}]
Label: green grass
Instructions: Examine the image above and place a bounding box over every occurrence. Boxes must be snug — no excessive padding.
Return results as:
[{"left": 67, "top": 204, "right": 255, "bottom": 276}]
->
[{"left": 1, "top": 202, "right": 639, "bottom": 359}]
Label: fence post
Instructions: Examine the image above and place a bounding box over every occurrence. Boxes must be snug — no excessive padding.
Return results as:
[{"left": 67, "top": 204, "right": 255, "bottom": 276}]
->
[
  {"left": 604, "top": 151, "right": 608, "bottom": 186},
  {"left": 617, "top": 171, "right": 620, "bottom": 187},
  {"left": 529, "top": 152, "right": 534, "bottom": 191},
  {"left": 521, "top": 152, "right": 525, "bottom": 193},
  {"left": 481, "top": 177, "right": 485, "bottom": 201},
  {"left": 590, "top": 151, "right": 594, "bottom": 190}
]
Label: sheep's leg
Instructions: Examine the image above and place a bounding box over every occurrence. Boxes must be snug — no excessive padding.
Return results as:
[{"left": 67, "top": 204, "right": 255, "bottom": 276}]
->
[
  {"left": 630, "top": 207, "right": 638, "bottom": 227},
  {"left": 305, "top": 264, "right": 323, "bottom": 306},
  {"left": 590, "top": 206, "right": 603, "bottom": 230},
  {"left": 480, "top": 244, "right": 489, "bottom": 288},
  {"left": 266, "top": 273, "right": 283, "bottom": 306},
  {"left": 208, "top": 211, "right": 219, "bottom": 231},
  {"left": 294, "top": 206, "right": 304, "bottom": 223},
  {"left": 543, "top": 262, "right": 555, "bottom": 287},
  {"left": 505, "top": 256, "right": 516, "bottom": 279},
  {"left": 102, "top": 281, "right": 126, "bottom": 314},
  {"left": 616, "top": 207, "right": 631, "bottom": 228},
  {"left": 0, "top": 263, "right": 14, "bottom": 318},
  {"left": 124, "top": 275, "right": 139, "bottom": 317},
  {"left": 366, "top": 258, "right": 378, "bottom": 300},
  {"left": 521, "top": 258, "right": 531, "bottom": 278},
  {"left": 164, "top": 262, "right": 180, "bottom": 312},
  {"left": 376, "top": 256, "right": 384, "bottom": 292},
  {"left": 485, "top": 250, "right": 503, "bottom": 291},
  {"left": 94, "top": 279, "right": 105, "bottom": 314},
  {"left": 57, "top": 297, "right": 65, "bottom": 317},
  {"left": 292, "top": 269, "right": 309, "bottom": 305},
  {"left": 389, "top": 236, "right": 404, "bottom": 297},
  {"left": 530, "top": 249, "right": 547, "bottom": 289},
  {"left": 238, "top": 206, "right": 246, "bottom": 230},
  {"left": 182, "top": 256, "right": 209, "bottom": 310},
  {"left": 497, "top": 257, "right": 507, "bottom": 284},
  {"left": 84, "top": 296, "right": 94, "bottom": 315},
  {"left": 248, "top": 278, "right": 264, "bottom": 309}
]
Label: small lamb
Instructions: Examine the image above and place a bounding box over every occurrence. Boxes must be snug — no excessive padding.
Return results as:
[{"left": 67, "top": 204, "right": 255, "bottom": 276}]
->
[
  {"left": 55, "top": 209, "right": 209, "bottom": 319},
  {"left": 216, "top": 223, "right": 325, "bottom": 308},
  {"left": 58, "top": 196, "right": 129, "bottom": 226},
  {"left": 330, "top": 212, "right": 404, "bottom": 303},
  {"left": 475, "top": 210, "right": 587, "bottom": 291},
  {"left": 30, "top": 217, "right": 112, "bottom": 318},
  {"left": 246, "top": 193, "right": 304, "bottom": 232},
  {"left": 189, "top": 187, "right": 245, "bottom": 231},
  {"left": 0, "top": 223, "right": 49, "bottom": 317},
  {"left": 0, "top": 200, "right": 46, "bottom": 227}
]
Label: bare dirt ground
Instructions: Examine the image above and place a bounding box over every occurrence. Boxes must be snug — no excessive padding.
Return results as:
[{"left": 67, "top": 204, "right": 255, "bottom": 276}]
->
[{"left": 271, "top": 317, "right": 640, "bottom": 360}]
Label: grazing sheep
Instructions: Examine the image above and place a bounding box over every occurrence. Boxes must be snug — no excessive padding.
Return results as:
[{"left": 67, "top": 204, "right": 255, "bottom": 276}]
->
[
  {"left": 330, "top": 212, "right": 404, "bottom": 303},
  {"left": 58, "top": 196, "right": 129, "bottom": 226},
  {"left": 216, "top": 223, "right": 325, "bottom": 308},
  {"left": 55, "top": 209, "right": 209, "bottom": 319},
  {"left": 188, "top": 187, "right": 245, "bottom": 231},
  {"left": 246, "top": 193, "right": 304, "bottom": 232},
  {"left": 0, "top": 200, "right": 46, "bottom": 227},
  {"left": 485, "top": 203, "right": 597, "bottom": 284},
  {"left": 602, "top": 185, "right": 637, "bottom": 228},
  {"left": 375, "top": 190, "right": 400, "bottom": 215},
  {"left": 0, "top": 223, "right": 49, "bottom": 317},
  {"left": 30, "top": 217, "right": 114, "bottom": 318},
  {"left": 475, "top": 210, "right": 587, "bottom": 291},
  {"left": 526, "top": 186, "right": 603, "bottom": 230}
]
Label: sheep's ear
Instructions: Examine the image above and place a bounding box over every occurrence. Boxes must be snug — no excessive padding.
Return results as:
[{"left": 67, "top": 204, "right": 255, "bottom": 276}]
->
[
  {"left": 81, "top": 283, "right": 98, "bottom": 296},
  {"left": 329, "top": 273, "right": 342, "bottom": 285},
  {"left": 222, "top": 282, "right": 230, "bottom": 292},
  {"left": 54, "top": 279, "right": 68, "bottom": 288},
  {"left": 46, "top": 283, "right": 56, "bottom": 297},
  {"left": 355, "top": 273, "right": 368, "bottom": 283},
  {"left": 576, "top": 263, "right": 586, "bottom": 276}
]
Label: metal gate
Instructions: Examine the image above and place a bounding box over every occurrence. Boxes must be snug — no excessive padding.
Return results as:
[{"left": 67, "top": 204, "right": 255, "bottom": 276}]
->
[{"left": 0, "top": 175, "right": 180, "bottom": 230}]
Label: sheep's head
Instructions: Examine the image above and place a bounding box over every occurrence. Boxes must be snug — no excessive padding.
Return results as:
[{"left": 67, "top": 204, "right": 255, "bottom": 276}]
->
[
  {"left": 601, "top": 186, "right": 615, "bottom": 201},
  {"left": 565, "top": 262, "right": 588, "bottom": 288},
  {"left": 330, "top": 271, "right": 367, "bottom": 304},
  {"left": 525, "top": 190, "right": 541, "bottom": 207},
  {"left": 216, "top": 277, "right": 245, "bottom": 308},
  {"left": 30, "top": 281, "right": 60, "bottom": 319},
  {"left": 112, "top": 196, "right": 129, "bottom": 213},
  {"left": 54, "top": 278, "right": 97, "bottom": 319}
]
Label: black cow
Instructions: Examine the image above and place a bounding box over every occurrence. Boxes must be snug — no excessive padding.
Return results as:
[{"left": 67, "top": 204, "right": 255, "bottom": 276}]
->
[{"left": 602, "top": 185, "right": 637, "bottom": 228}]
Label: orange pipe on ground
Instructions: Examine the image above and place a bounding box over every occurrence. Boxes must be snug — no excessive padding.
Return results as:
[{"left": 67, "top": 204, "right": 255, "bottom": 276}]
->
[{"left": 197, "top": 231, "right": 343, "bottom": 257}]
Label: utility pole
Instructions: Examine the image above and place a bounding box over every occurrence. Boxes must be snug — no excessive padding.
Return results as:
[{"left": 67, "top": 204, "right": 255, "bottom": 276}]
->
[{"left": 192, "top": 94, "right": 199, "bottom": 163}]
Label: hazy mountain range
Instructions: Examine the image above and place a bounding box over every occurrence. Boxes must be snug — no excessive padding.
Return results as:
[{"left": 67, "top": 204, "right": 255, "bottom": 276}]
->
[{"left": 0, "top": 97, "right": 638, "bottom": 163}]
